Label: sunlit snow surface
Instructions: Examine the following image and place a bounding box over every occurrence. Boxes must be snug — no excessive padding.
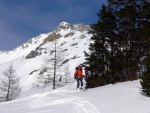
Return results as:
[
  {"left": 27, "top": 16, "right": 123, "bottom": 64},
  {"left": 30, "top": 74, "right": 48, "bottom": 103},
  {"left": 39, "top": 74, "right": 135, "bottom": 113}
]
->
[
  {"left": 0, "top": 22, "right": 149, "bottom": 113},
  {"left": 0, "top": 80, "right": 149, "bottom": 113}
]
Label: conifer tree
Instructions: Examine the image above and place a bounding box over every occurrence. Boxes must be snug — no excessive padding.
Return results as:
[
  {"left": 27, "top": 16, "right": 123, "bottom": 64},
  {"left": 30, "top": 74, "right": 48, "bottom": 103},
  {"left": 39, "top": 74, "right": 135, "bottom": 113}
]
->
[
  {"left": 140, "top": 52, "right": 150, "bottom": 97},
  {"left": 84, "top": 4, "right": 117, "bottom": 87},
  {"left": 85, "top": 0, "right": 150, "bottom": 88},
  {"left": 110, "top": 0, "right": 150, "bottom": 80}
]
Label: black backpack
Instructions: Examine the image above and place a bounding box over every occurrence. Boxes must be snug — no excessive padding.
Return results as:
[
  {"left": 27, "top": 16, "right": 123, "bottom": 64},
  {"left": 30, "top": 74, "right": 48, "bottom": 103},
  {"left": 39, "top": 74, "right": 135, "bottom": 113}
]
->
[{"left": 75, "top": 67, "right": 78, "bottom": 70}]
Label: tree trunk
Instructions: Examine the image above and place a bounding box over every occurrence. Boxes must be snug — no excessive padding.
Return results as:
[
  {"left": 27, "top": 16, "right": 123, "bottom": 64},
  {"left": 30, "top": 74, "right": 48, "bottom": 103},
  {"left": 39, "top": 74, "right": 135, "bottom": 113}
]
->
[{"left": 53, "top": 40, "right": 57, "bottom": 90}]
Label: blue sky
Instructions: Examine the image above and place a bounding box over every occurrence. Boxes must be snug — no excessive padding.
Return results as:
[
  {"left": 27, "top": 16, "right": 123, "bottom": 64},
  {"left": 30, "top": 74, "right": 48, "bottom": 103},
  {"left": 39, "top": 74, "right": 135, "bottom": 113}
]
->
[{"left": 0, "top": 0, "right": 107, "bottom": 51}]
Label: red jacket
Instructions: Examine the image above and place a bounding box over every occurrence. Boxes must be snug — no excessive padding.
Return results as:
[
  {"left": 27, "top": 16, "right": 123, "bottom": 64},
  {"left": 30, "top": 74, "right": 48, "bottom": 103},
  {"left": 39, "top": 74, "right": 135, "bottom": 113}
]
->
[{"left": 74, "top": 68, "right": 82, "bottom": 79}]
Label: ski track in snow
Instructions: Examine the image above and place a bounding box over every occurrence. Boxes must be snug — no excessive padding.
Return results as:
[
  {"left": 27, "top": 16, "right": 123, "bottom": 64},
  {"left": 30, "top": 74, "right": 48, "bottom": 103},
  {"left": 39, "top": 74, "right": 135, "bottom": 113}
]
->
[
  {"left": 28, "top": 91, "right": 101, "bottom": 113},
  {"left": 52, "top": 93, "right": 100, "bottom": 113},
  {"left": 0, "top": 90, "right": 100, "bottom": 113}
]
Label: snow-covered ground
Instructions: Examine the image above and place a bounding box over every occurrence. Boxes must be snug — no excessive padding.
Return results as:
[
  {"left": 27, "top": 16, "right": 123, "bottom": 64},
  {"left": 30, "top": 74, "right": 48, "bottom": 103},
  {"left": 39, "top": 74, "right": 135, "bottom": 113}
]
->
[
  {"left": 0, "top": 80, "right": 149, "bottom": 113},
  {"left": 0, "top": 22, "right": 149, "bottom": 113}
]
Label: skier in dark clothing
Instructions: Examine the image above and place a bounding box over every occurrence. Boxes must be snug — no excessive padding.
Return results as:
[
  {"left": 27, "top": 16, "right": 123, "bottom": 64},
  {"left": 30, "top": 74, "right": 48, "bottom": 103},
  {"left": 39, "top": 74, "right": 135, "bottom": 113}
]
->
[{"left": 84, "top": 67, "right": 89, "bottom": 79}]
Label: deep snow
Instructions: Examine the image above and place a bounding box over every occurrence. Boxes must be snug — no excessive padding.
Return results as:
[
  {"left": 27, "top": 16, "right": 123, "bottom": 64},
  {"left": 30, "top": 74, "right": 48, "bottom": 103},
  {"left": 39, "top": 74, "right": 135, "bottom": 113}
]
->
[{"left": 0, "top": 80, "right": 149, "bottom": 113}]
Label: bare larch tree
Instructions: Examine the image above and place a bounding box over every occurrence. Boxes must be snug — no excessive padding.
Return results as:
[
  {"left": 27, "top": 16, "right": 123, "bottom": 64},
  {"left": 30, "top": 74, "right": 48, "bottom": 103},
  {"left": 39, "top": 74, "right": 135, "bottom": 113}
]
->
[
  {"left": 0, "top": 64, "right": 21, "bottom": 102},
  {"left": 37, "top": 35, "right": 65, "bottom": 89}
]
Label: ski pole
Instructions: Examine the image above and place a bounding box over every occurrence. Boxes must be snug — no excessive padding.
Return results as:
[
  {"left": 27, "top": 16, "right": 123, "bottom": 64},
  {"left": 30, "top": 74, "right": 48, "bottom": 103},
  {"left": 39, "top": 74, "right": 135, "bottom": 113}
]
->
[{"left": 68, "top": 79, "right": 75, "bottom": 92}]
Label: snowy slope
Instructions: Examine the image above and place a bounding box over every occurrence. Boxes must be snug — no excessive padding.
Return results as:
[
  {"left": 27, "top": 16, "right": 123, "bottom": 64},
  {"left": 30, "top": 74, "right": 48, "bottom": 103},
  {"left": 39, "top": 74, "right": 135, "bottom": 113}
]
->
[
  {"left": 0, "top": 22, "right": 92, "bottom": 90},
  {"left": 0, "top": 22, "right": 149, "bottom": 113},
  {"left": 0, "top": 80, "right": 149, "bottom": 113}
]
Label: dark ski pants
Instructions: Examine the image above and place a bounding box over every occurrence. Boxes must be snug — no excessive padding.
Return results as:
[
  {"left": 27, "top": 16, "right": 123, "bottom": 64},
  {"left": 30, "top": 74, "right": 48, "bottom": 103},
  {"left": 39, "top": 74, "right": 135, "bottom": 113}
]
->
[
  {"left": 76, "top": 77, "right": 83, "bottom": 88},
  {"left": 85, "top": 73, "right": 89, "bottom": 79}
]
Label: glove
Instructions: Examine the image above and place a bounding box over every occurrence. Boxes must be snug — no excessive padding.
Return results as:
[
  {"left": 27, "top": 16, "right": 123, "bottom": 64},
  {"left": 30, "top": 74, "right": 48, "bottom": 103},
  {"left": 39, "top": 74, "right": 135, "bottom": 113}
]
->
[{"left": 74, "top": 76, "right": 77, "bottom": 79}]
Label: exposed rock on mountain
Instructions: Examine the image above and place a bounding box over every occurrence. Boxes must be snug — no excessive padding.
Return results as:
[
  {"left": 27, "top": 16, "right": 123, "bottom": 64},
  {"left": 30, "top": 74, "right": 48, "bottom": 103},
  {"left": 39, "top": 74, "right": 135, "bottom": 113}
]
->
[
  {"left": 42, "top": 33, "right": 61, "bottom": 45},
  {"left": 74, "top": 23, "right": 91, "bottom": 32},
  {"left": 64, "top": 32, "right": 74, "bottom": 38},
  {"left": 25, "top": 50, "right": 40, "bottom": 59},
  {"left": 0, "top": 21, "right": 92, "bottom": 90}
]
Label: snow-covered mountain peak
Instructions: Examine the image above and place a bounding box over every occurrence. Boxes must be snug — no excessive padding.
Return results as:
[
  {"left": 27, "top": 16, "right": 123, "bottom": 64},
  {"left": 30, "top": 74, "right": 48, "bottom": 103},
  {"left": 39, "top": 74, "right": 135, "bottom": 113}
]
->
[
  {"left": 59, "top": 21, "right": 70, "bottom": 26},
  {"left": 0, "top": 21, "right": 92, "bottom": 90},
  {"left": 55, "top": 21, "right": 91, "bottom": 33},
  {"left": 55, "top": 21, "right": 75, "bottom": 32}
]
